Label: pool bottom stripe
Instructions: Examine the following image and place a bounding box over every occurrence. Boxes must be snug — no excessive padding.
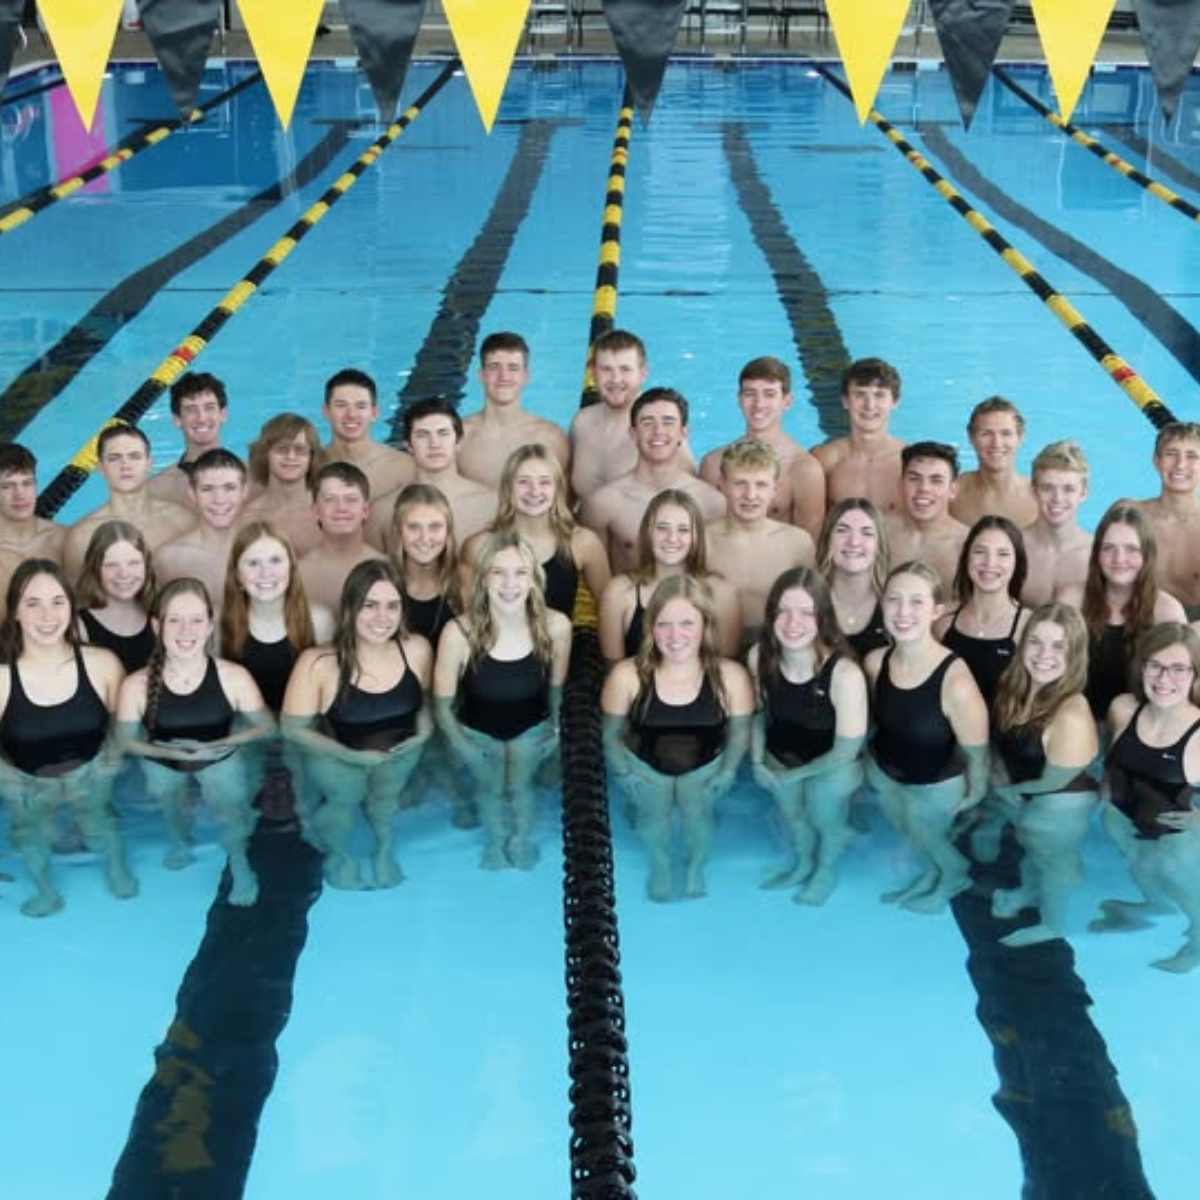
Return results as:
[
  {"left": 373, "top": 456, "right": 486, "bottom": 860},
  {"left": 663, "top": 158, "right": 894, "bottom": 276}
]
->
[
  {"left": 812, "top": 62, "right": 1179, "bottom": 431},
  {"left": 36, "top": 58, "right": 460, "bottom": 520}
]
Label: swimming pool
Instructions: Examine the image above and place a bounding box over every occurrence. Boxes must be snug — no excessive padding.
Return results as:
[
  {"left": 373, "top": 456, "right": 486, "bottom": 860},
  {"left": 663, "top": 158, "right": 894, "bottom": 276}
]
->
[{"left": 2, "top": 56, "right": 1199, "bottom": 1198}]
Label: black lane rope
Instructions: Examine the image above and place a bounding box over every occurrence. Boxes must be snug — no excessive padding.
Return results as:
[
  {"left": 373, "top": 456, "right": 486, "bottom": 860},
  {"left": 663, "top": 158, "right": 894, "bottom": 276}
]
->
[
  {"left": 388, "top": 116, "right": 570, "bottom": 425},
  {"left": 723, "top": 122, "right": 850, "bottom": 438},
  {"left": 0, "top": 119, "right": 360, "bottom": 444},
  {"left": 994, "top": 66, "right": 1200, "bottom": 226},
  {"left": 1, "top": 71, "right": 65, "bottom": 107},
  {"left": 811, "top": 62, "right": 1180, "bottom": 431},
  {"left": 560, "top": 629, "right": 637, "bottom": 1198},
  {"left": 578, "top": 88, "right": 633, "bottom": 409},
  {"left": 35, "top": 58, "right": 460, "bottom": 520},
  {"left": 0, "top": 71, "right": 265, "bottom": 235}
]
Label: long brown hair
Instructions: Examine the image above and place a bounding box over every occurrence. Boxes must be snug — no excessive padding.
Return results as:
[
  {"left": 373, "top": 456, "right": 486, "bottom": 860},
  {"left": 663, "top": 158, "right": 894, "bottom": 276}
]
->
[
  {"left": 817, "top": 496, "right": 890, "bottom": 596},
  {"left": 331, "top": 560, "right": 409, "bottom": 696},
  {"left": 388, "top": 483, "right": 462, "bottom": 612},
  {"left": 952, "top": 515, "right": 1027, "bottom": 604},
  {"left": 467, "top": 530, "right": 554, "bottom": 667},
  {"left": 220, "top": 521, "right": 316, "bottom": 661},
  {"left": 0, "top": 560, "right": 80, "bottom": 664},
  {"left": 631, "top": 489, "right": 713, "bottom": 587},
  {"left": 994, "top": 603, "right": 1088, "bottom": 737},
  {"left": 144, "top": 579, "right": 214, "bottom": 732},
  {"left": 1080, "top": 503, "right": 1158, "bottom": 657},
  {"left": 754, "top": 567, "right": 847, "bottom": 706},
  {"left": 74, "top": 520, "right": 155, "bottom": 610}
]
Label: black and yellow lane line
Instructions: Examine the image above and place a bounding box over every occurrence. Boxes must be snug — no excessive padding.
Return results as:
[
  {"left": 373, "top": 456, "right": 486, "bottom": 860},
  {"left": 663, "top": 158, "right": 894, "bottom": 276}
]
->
[
  {"left": 812, "top": 62, "right": 1180, "bottom": 431},
  {"left": 0, "top": 71, "right": 265, "bottom": 236},
  {"left": 36, "top": 58, "right": 460, "bottom": 520},
  {"left": 993, "top": 67, "right": 1200, "bottom": 227}
]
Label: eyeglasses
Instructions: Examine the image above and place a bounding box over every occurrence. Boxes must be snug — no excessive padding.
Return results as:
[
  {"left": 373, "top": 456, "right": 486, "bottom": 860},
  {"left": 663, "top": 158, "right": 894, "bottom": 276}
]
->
[{"left": 1143, "top": 660, "right": 1195, "bottom": 680}]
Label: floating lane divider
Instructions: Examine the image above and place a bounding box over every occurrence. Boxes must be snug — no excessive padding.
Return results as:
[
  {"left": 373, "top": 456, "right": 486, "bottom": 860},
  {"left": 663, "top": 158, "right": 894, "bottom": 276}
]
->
[
  {"left": 579, "top": 87, "right": 634, "bottom": 409},
  {"left": 0, "top": 71, "right": 265, "bottom": 237},
  {"left": 993, "top": 67, "right": 1200, "bottom": 227},
  {"left": 811, "top": 63, "right": 1179, "bottom": 431},
  {"left": 36, "top": 58, "right": 461, "bottom": 519}
]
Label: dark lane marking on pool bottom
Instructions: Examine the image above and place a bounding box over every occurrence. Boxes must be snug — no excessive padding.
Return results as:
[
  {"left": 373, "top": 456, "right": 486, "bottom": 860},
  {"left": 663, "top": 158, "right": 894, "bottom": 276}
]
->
[
  {"left": 916, "top": 123, "right": 1200, "bottom": 392},
  {"left": 950, "top": 837, "right": 1153, "bottom": 1199},
  {"left": 722, "top": 123, "right": 851, "bottom": 440},
  {"left": 1099, "top": 123, "right": 1200, "bottom": 201},
  {"left": 387, "top": 118, "right": 573, "bottom": 433},
  {"left": 107, "top": 828, "right": 323, "bottom": 1200},
  {"left": 0, "top": 120, "right": 360, "bottom": 442}
]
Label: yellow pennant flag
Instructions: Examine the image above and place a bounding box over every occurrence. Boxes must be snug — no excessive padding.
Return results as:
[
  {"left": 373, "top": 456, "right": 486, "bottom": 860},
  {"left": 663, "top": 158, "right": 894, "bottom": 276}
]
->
[
  {"left": 444, "top": 0, "right": 531, "bottom": 132},
  {"left": 825, "top": 0, "right": 910, "bottom": 124},
  {"left": 239, "top": 0, "right": 325, "bottom": 129},
  {"left": 1033, "top": 0, "right": 1116, "bottom": 122},
  {"left": 38, "top": 0, "right": 124, "bottom": 131}
]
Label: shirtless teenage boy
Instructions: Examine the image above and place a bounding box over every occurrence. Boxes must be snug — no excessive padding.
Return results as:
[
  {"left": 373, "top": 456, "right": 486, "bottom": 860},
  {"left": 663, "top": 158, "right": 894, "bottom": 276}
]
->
[
  {"left": 458, "top": 332, "right": 570, "bottom": 489},
  {"left": 949, "top": 396, "right": 1038, "bottom": 528},
  {"left": 812, "top": 357, "right": 905, "bottom": 515},
  {"left": 569, "top": 329, "right": 650, "bottom": 500},
  {"left": 885, "top": 441, "right": 968, "bottom": 597},
  {"left": 147, "top": 371, "right": 229, "bottom": 509},
  {"left": 699, "top": 356, "right": 826, "bottom": 539},
  {"left": 322, "top": 367, "right": 415, "bottom": 498},
  {"left": 64, "top": 424, "right": 194, "bottom": 580},
  {"left": 241, "top": 413, "right": 324, "bottom": 558},
  {"left": 1021, "top": 440, "right": 1092, "bottom": 608},
  {"left": 1136, "top": 421, "right": 1200, "bottom": 613},
  {"left": 0, "top": 445, "right": 67, "bottom": 573},
  {"left": 580, "top": 387, "right": 726, "bottom": 573},
  {"left": 705, "top": 439, "right": 815, "bottom": 641}
]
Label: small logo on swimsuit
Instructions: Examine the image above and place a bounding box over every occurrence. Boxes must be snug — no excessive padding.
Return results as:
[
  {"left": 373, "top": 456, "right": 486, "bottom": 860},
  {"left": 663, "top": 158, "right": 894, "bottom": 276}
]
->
[{"left": 1161, "top": 752, "right": 1177, "bottom": 761}]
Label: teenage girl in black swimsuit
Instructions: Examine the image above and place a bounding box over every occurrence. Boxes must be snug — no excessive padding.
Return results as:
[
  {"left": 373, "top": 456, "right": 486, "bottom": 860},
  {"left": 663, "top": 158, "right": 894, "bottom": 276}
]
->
[
  {"left": 1095, "top": 622, "right": 1200, "bottom": 972},
  {"left": 602, "top": 574, "right": 754, "bottom": 901},
  {"left": 817, "top": 497, "right": 891, "bottom": 663},
  {"left": 282, "top": 560, "right": 432, "bottom": 890},
  {"left": 0, "top": 560, "right": 131, "bottom": 916},
  {"left": 598, "top": 488, "right": 740, "bottom": 665},
  {"left": 434, "top": 530, "right": 572, "bottom": 870},
  {"left": 389, "top": 483, "right": 462, "bottom": 649},
  {"left": 864, "top": 560, "right": 990, "bottom": 913},
  {"left": 75, "top": 520, "right": 156, "bottom": 673},
  {"left": 118, "top": 578, "right": 273, "bottom": 906}
]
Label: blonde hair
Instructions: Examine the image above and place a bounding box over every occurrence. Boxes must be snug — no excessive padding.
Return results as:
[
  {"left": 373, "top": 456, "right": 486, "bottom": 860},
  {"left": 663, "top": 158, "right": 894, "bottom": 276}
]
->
[
  {"left": 468, "top": 530, "right": 554, "bottom": 667},
  {"left": 389, "top": 483, "right": 462, "bottom": 612},
  {"left": 719, "top": 438, "right": 781, "bottom": 480},
  {"left": 492, "top": 443, "right": 575, "bottom": 559},
  {"left": 1031, "top": 439, "right": 1088, "bottom": 483}
]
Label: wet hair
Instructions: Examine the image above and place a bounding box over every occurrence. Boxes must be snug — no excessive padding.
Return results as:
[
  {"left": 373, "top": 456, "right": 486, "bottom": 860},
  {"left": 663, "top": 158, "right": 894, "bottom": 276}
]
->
[
  {"left": 884, "top": 559, "right": 946, "bottom": 607},
  {"left": 817, "top": 497, "right": 890, "bottom": 597},
  {"left": 467, "top": 530, "right": 553, "bottom": 667},
  {"left": 1134, "top": 622, "right": 1200, "bottom": 707},
  {"left": 190, "top": 447, "right": 247, "bottom": 484},
  {"left": 401, "top": 396, "right": 464, "bottom": 444},
  {"left": 221, "top": 521, "right": 316, "bottom": 663},
  {"left": 169, "top": 371, "right": 227, "bottom": 416},
  {"left": 1081, "top": 503, "right": 1158, "bottom": 652},
  {"left": 719, "top": 438, "right": 781, "bottom": 480},
  {"left": 967, "top": 396, "right": 1025, "bottom": 437},
  {"left": 632, "top": 574, "right": 728, "bottom": 721},
  {"left": 479, "top": 331, "right": 530, "bottom": 365},
  {"left": 0, "top": 443, "right": 36, "bottom": 478},
  {"left": 994, "top": 603, "right": 1090, "bottom": 737},
  {"left": 738, "top": 356, "right": 791, "bottom": 392},
  {"left": 389, "top": 483, "right": 462, "bottom": 613},
  {"left": 840, "top": 357, "right": 901, "bottom": 400},
  {"left": 632, "top": 489, "right": 713, "bottom": 586},
  {"left": 492, "top": 443, "right": 576, "bottom": 559},
  {"left": 952, "top": 515, "right": 1028, "bottom": 605},
  {"left": 901, "top": 440, "right": 960, "bottom": 478},
  {"left": 332, "top": 559, "right": 408, "bottom": 696},
  {"left": 143, "top": 578, "right": 215, "bottom": 732},
  {"left": 75, "top": 521, "right": 155, "bottom": 610},
  {"left": 630, "top": 386, "right": 688, "bottom": 428},
  {"left": 324, "top": 367, "right": 377, "bottom": 405},
  {"left": 755, "top": 566, "right": 848, "bottom": 707},
  {"left": 592, "top": 328, "right": 646, "bottom": 362},
  {"left": 0, "top": 559, "right": 79, "bottom": 664},
  {"left": 311, "top": 460, "right": 371, "bottom": 502},
  {"left": 1031, "top": 439, "right": 1088, "bottom": 483},
  {"left": 247, "top": 413, "right": 322, "bottom": 488},
  {"left": 97, "top": 422, "right": 151, "bottom": 457},
  {"left": 1153, "top": 421, "right": 1200, "bottom": 457}
]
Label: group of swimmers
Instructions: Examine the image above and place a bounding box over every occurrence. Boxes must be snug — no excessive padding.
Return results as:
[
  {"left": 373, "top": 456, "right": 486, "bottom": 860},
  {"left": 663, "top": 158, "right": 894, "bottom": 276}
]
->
[{"left": 0, "top": 330, "right": 1197, "bottom": 972}]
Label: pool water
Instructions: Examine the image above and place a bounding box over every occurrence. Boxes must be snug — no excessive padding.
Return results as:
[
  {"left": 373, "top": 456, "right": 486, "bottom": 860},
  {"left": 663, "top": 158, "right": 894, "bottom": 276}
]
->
[{"left": 2, "top": 56, "right": 1199, "bottom": 1199}]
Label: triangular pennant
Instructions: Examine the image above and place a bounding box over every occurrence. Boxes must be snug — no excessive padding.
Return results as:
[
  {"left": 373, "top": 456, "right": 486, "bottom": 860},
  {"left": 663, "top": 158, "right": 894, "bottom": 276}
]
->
[
  {"left": 238, "top": 0, "right": 325, "bottom": 128},
  {"left": 603, "top": 0, "right": 687, "bottom": 124},
  {"left": 825, "top": 0, "right": 910, "bottom": 124},
  {"left": 928, "top": 0, "right": 1016, "bottom": 128},
  {"left": 0, "top": 0, "right": 24, "bottom": 98},
  {"left": 443, "top": 0, "right": 529, "bottom": 132},
  {"left": 1031, "top": 0, "right": 1114, "bottom": 123},
  {"left": 37, "top": 0, "right": 124, "bottom": 130},
  {"left": 1139, "top": 0, "right": 1200, "bottom": 121},
  {"left": 139, "top": 0, "right": 222, "bottom": 119},
  {"left": 339, "top": 0, "right": 427, "bottom": 122}
]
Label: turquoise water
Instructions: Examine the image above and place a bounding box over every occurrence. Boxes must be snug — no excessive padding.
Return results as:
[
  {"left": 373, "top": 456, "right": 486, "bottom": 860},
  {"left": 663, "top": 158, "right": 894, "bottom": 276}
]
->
[{"left": 2, "top": 57, "right": 1199, "bottom": 1198}]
